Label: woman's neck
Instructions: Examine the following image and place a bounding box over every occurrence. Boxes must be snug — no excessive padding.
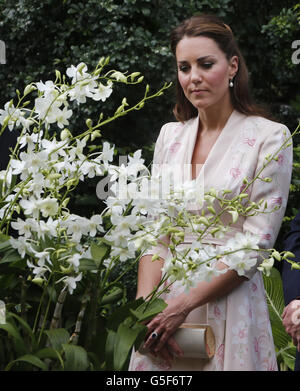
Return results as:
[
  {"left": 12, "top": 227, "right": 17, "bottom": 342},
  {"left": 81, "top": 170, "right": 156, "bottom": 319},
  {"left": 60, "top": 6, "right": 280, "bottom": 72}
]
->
[{"left": 197, "top": 98, "right": 234, "bottom": 133}]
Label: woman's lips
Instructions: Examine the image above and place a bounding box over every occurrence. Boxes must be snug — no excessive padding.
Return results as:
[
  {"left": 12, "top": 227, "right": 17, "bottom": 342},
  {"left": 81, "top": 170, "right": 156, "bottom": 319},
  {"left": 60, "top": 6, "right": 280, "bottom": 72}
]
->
[{"left": 191, "top": 89, "right": 208, "bottom": 95}]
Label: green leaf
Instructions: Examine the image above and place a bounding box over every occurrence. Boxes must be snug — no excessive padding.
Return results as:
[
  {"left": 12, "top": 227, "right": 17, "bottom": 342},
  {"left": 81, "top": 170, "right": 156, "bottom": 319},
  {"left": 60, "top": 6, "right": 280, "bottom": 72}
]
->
[
  {"left": 263, "top": 268, "right": 296, "bottom": 367},
  {"left": 130, "top": 297, "right": 167, "bottom": 322},
  {"left": 105, "top": 329, "right": 117, "bottom": 370},
  {"left": 44, "top": 328, "right": 69, "bottom": 350},
  {"left": 0, "top": 320, "right": 27, "bottom": 356},
  {"left": 0, "top": 233, "right": 10, "bottom": 243},
  {"left": 35, "top": 347, "right": 64, "bottom": 368},
  {"left": 106, "top": 298, "right": 144, "bottom": 331},
  {"left": 0, "top": 239, "right": 11, "bottom": 251},
  {"left": 101, "top": 286, "right": 123, "bottom": 305},
  {"left": 8, "top": 312, "right": 35, "bottom": 341},
  {"left": 79, "top": 257, "right": 98, "bottom": 271},
  {"left": 5, "top": 354, "right": 48, "bottom": 371},
  {"left": 90, "top": 241, "right": 110, "bottom": 267},
  {"left": 280, "top": 346, "right": 297, "bottom": 371},
  {"left": 62, "top": 343, "right": 89, "bottom": 371},
  {"left": 0, "top": 249, "right": 22, "bottom": 264},
  {"left": 113, "top": 317, "right": 146, "bottom": 371}
]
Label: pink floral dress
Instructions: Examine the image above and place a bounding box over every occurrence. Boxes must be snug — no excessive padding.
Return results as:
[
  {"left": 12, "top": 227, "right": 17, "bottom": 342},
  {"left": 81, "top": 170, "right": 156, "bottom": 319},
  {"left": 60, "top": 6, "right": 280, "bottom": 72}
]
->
[{"left": 129, "top": 110, "right": 293, "bottom": 371}]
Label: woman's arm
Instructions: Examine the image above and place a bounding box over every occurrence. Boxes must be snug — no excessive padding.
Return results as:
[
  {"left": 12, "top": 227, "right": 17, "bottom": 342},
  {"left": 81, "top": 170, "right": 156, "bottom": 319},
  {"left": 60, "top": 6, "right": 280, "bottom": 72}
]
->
[{"left": 135, "top": 255, "right": 164, "bottom": 299}]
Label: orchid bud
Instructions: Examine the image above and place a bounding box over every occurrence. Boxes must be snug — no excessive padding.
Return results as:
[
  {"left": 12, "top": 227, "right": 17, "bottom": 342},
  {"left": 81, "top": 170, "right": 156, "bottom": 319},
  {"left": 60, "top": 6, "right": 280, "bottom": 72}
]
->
[
  {"left": 78, "top": 63, "right": 86, "bottom": 75},
  {"left": 61, "top": 128, "right": 71, "bottom": 141},
  {"left": 60, "top": 265, "right": 72, "bottom": 274},
  {"left": 283, "top": 251, "right": 295, "bottom": 259},
  {"left": 209, "top": 188, "right": 217, "bottom": 197},
  {"left": 48, "top": 173, "right": 62, "bottom": 181},
  {"left": 229, "top": 210, "right": 239, "bottom": 224},
  {"left": 151, "top": 254, "right": 160, "bottom": 262},
  {"left": 122, "top": 97, "right": 128, "bottom": 106},
  {"left": 207, "top": 206, "right": 216, "bottom": 215},
  {"left": 2, "top": 115, "right": 10, "bottom": 128},
  {"left": 32, "top": 278, "right": 45, "bottom": 287},
  {"left": 24, "top": 84, "right": 36, "bottom": 96},
  {"left": 130, "top": 72, "right": 141, "bottom": 82},
  {"left": 86, "top": 118, "right": 93, "bottom": 128},
  {"left": 272, "top": 250, "right": 281, "bottom": 261},
  {"left": 198, "top": 217, "right": 209, "bottom": 226},
  {"left": 91, "top": 130, "right": 101, "bottom": 141},
  {"left": 55, "top": 70, "right": 61, "bottom": 81}
]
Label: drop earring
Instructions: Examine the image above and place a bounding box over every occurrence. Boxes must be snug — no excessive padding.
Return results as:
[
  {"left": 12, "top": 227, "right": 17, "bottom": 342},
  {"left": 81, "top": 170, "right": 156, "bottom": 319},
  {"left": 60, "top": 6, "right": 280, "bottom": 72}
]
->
[{"left": 229, "top": 79, "right": 234, "bottom": 88}]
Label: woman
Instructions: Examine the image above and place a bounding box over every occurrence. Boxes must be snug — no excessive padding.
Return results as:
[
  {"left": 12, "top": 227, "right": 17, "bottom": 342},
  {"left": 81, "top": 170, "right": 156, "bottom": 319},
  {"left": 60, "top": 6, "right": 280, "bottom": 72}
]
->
[{"left": 129, "top": 14, "right": 293, "bottom": 371}]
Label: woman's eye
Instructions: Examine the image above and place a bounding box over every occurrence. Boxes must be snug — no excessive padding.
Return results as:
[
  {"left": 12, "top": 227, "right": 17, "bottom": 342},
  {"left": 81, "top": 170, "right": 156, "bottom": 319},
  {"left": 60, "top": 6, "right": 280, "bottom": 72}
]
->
[
  {"left": 178, "top": 65, "right": 189, "bottom": 72},
  {"left": 202, "top": 62, "right": 213, "bottom": 69}
]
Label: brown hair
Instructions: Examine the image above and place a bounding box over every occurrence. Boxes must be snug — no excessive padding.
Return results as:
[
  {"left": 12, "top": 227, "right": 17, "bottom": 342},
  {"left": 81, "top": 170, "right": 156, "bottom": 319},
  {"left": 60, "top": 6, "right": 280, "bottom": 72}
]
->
[{"left": 171, "top": 14, "right": 273, "bottom": 122}]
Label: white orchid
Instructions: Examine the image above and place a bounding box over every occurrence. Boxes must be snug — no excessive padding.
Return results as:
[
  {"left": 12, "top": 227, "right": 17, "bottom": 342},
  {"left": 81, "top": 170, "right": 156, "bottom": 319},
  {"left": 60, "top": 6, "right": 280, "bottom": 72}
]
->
[
  {"left": 57, "top": 273, "right": 83, "bottom": 294},
  {"left": 100, "top": 142, "right": 115, "bottom": 165},
  {"left": 0, "top": 59, "right": 284, "bottom": 304},
  {"left": 66, "top": 63, "right": 90, "bottom": 84},
  {"left": 11, "top": 217, "right": 38, "bottom": 238},
  {"left": 92, "top": 81, "right": 113, "bottom": 102},
  {"left": 10, "top": 236, "right": 33, "bottom": 258},
  {"left": 0, "top": 101, "right": 24, "bottom": 131},
  {"left": 37, "top": 197, "right": 59, "bottom": 218}
]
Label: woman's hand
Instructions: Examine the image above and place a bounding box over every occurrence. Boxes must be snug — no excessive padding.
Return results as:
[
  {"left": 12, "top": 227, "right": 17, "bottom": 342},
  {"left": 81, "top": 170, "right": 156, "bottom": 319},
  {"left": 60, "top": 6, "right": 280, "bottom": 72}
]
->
[
  {"left": 148, "top": 336, "right": 181, "bottom": 367},
  {"left": 142, "top": 296, "right": 188, "bottom": 362},
  {"left": 282, "top": 299, "right": 300, "bottom": 351}
]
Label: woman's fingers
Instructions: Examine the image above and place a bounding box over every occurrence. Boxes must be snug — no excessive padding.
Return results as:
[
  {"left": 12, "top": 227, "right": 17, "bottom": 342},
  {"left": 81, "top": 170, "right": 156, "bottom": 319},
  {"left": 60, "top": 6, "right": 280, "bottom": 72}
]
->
[
  {"left": 143, "top": 326, "right": 162, "bottom": 350},
  {"left": 166, "top": 336, "right": 184, "bottom": 357},
  {"left": 150, "top": 345, "right": 174, "bottom": 367},
  {"left": 154, "top": 334, "right": 183, "bottom": 356}
]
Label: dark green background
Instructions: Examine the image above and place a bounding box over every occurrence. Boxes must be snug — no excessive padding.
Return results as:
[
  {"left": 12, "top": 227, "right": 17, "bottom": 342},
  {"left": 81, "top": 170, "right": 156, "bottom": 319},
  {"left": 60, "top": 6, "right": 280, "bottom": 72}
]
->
[{"left": 0, "top": 0, "right": 299, "bottom": 262}]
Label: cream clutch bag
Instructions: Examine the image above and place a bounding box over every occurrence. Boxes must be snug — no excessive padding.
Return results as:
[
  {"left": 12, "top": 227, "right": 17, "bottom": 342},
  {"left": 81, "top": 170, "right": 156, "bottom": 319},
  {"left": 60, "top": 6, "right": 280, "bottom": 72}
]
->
[
  {"left": 173, "top": 323, "right": 215, "bottom": 359},
  {"left": 139, "top": 323, "right": 215, "bottom": 359}
]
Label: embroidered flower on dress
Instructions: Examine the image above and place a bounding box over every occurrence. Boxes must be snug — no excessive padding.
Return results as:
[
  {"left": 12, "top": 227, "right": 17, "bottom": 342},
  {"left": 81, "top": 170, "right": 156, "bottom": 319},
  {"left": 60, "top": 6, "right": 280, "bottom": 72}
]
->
[
  {"left": 244, "top": 138, "right": 256, "bottom": 147},
  {"left": 270, "top": 196, "right": 282, "bottom": 207},
  {"left": 230, "top": 167, "right": 241, "bottom": 179},
  {"left": 277, "top": 154, "right": 284, "bottom": 165},
  {"left": 135, "top": 361, "right": 148, "bottom": 371},
  {"left": 216, "top": 343, "right": 225, "bottom": 370},
  {"left": 253, "top": 334, "right": 268, "bottom": 362},
  {"left": 213, "top": 305, "right": 221, "bottom": 319},
  {"left": 232, "top": 321, "right": 248, "bottom": 344},
  {"left": 169, "top": 141, "right": 181, "bottom": 154}
]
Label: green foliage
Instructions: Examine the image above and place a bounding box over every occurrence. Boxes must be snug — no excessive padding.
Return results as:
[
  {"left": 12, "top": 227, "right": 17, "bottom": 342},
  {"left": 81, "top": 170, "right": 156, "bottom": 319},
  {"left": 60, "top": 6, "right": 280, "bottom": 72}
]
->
[
  {"left": 105, "top": 297, "right": 167, "bottom": 370},
  {"left": 1, "top": 0, "right": 299, "bottom": 151},
  {"left": 0, "top": 0, "right": 300, "bottom": 371},
  {"left": 263, "top": 268, "right": 297, "bottom": 370}
]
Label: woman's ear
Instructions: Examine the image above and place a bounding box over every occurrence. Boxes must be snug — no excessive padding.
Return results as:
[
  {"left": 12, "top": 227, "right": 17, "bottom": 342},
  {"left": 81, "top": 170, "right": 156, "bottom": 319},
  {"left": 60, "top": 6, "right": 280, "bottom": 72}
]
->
[{"left": 229, "top": 55, "right": 239, "bottom": 78}]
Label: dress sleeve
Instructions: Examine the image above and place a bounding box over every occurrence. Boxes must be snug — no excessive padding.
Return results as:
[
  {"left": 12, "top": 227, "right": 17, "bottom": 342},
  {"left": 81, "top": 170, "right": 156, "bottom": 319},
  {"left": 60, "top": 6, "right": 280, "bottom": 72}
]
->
[
  {"left": 242, "top": 123, "right": 293, "bottom": 279},
  {"left": 142, "top": 123, "right": 171, "bottom": 260}
]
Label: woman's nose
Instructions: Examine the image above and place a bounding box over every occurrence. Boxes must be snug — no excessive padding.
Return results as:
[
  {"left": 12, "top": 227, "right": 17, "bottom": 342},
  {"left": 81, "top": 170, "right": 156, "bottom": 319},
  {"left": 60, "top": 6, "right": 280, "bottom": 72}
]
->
[{"left": 190, "top": 66, "right": 202, "bottom": 83}]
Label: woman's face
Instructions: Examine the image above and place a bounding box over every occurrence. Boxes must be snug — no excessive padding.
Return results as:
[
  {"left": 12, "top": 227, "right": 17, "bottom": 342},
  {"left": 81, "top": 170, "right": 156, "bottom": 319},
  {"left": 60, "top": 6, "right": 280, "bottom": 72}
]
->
[{"left": 176, "top": 36, "right": 238, "bottom": 111}]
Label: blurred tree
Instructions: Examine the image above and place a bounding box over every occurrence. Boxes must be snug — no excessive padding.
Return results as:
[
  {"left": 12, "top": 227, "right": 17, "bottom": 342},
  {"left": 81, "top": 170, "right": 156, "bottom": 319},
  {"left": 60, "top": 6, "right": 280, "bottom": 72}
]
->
[{"left": 0, "top": 0, "right": 299, "bottom": 219}]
